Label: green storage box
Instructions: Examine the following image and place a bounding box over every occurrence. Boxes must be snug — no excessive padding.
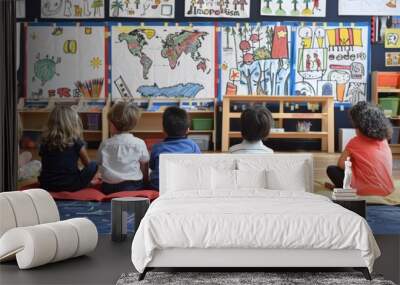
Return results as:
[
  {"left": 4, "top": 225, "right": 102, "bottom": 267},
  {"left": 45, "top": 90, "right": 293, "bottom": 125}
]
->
[
  {"left": 192, "top": 118, "right": 213, "bottom": 130},
  {"left": 379, "top": 97, "right": 400, "bottom": 117}
]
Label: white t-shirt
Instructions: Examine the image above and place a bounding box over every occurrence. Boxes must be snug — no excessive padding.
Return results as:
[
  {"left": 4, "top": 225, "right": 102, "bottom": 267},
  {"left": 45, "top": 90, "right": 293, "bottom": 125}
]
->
[
  {"left": 98, "top": 133, "right": 149, "bottom": 184},
  {"left": 229, "top": 140, "right": 274, "bottom": 154}
]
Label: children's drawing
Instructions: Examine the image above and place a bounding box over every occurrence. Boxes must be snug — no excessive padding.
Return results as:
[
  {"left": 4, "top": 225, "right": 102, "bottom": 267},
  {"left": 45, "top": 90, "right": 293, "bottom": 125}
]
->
[
  {"left": 339, "top": 0, "right": 400, "bottom": 16},
  {"left": 111, "top": 24, "right": 215, "bottom": 100},
  {"left": 26, "top": 25, "right": 106, "bottom": 99},
  {"left": 294, "top": 24, "right": 370, "bottom": 104},
  {"left": 385, "top": 52, "right": 400, "bottom": 66},
  {"left": 373, "top": 16, "right": 400, "bottom": 43},
  {"left": 219, "top": 23, "right": 291, "bottom": 99},
  {"left": 16, "top": 0, "right": 26, "bottom": 18},
  {"left": 185, "top": 0, "right": 250, "bottom": 18},
  {"left": 110, "top": 0, "right": 175, "bottom": 18},
  {"left": 385, "top": 28, "right": 400, "bottom": 48},
  {"left": 41, "top": 0, "right": 104, "bottom": 18},
  {"left": 260, "top": 0, "right": 326, "bottom": 17}
]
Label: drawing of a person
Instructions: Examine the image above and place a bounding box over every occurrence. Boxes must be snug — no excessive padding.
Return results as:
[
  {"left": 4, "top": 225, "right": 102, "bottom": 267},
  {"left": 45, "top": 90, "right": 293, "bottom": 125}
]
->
[
  {"left": 312, "top": 0, "right": 320, "bottom": 13},
  {"left": 238, "top": 0, "right": 247, "bottom": 11},
  {"left": 83, "top": 0, "right": 91, "bottom": 16},
  {"left": 64, "top": 0, "right": 73, "bottom": 17},
  {"left": 306, "top": 54, "right": 311, "bottom": 71},
  {"left": 313, "top": 53, "right": 321, "bottom": 71}
]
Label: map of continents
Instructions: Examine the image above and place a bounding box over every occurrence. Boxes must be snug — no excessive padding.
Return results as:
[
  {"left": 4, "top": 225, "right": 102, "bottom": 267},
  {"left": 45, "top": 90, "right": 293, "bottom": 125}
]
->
[{"left": 118, "top": 28, "right": 210, "bottom": 80}]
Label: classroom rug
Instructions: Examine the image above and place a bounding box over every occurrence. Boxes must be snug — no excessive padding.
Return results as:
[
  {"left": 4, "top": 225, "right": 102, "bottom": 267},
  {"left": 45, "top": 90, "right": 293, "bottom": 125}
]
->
[
  {"left": 56, "top": 201, "right": 400, "bottom": 235},
  {"left": 116, "top": 272, "right": 394, "bottom": 285}
]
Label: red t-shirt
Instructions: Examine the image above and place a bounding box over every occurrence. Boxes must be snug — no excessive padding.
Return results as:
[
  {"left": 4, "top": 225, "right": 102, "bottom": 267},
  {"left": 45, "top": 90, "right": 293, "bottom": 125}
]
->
[{"left": 346, "top": 134, "right": 394, "bottom": 196}]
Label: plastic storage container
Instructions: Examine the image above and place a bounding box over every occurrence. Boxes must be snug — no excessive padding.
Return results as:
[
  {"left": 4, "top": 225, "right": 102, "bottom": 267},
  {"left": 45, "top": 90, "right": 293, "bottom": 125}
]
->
[
  {"left": 192, "top": 118, "right": 213, "bottom": 130},
  {"left": 188, "top": 134, "right": 210, "bottom": 151},
  {"left": 379, "top": 97, "right": 400, "bottom": 117}
]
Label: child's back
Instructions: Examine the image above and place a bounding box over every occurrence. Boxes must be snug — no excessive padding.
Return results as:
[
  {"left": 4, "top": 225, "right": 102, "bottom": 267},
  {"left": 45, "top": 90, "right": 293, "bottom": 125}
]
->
[
  {"left": 149, "top": 107, "right": 200, "bottom": 190},
  {"left": 229, "top": 106, "right": 274, "bottom": 154}
]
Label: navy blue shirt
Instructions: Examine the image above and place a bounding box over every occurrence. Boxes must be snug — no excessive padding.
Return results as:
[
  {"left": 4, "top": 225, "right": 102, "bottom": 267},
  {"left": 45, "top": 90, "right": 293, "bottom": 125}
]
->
[
  {"left": 149, "top": 137, "right": 201, "bottom": 190},
  {"left": 39, "top": 139, "right": 85, "bottom": 191}
]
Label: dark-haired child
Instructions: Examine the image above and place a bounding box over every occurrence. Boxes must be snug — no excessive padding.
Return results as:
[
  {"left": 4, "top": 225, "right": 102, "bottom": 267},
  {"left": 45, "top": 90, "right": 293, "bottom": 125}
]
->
[
  {"left": 326, "top": 101, "right": 394, "bottom": 196},
  {"left": 229, "top": 105, "right": 274, "bottom": 154},
  {"left": 149, "top": 107, "right": 200, "bottom": 190}
]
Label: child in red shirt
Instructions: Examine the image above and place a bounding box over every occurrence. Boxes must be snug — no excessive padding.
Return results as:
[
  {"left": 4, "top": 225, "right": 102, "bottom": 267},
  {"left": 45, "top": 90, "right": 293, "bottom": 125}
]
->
[{"left": 326, "top": 101, "right": 394, "bottom": 196}]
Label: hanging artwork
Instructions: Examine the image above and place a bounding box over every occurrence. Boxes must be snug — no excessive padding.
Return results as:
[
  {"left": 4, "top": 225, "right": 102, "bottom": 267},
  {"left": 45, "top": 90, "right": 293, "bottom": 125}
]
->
[
  {"left": 339, "top": 0, "right": 400, "bottom": 16},
  {"left": 111, "top": 23, "right": 216, "bottom": 100},
  {"left": 16, "top": 0, "right": 26, "bottom": 18},
  {"left": 385, "top": 28, "right": 400, "bottom": 48},
  {"left": 260, "top": 0, "right": 326, "bottom": 18},
  {"left": 184, "top": 0, "right": 250, "bottom": 18},
  {"left": 110, "top": 0, "right": 175, "bottom": 18},
  {"left": 41, "top": 0, "right": 105, "bottom": 19},
  {"left": 293, "top": 23, "right": 370, "bottom": 104},
  {"left": 386, "top": 52, "right": 400, "bottom": 67},
  {"left": 26, "top": 24, "right": 107, "bottom": 99},
  {"left": 219, "top": 22, "right": 292, "bottom": 99},
  {"left": 372, "top": 16, "right": 400, "bottom": 43}
]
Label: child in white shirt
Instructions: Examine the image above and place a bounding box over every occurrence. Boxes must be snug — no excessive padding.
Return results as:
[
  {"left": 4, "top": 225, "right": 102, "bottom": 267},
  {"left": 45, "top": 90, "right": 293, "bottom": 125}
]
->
[
  {"left": 98, "top": 101, "right": 149, "bottom": 194},
  {"left": 229, "top": 105, "right": 274, "bottom": 154}
]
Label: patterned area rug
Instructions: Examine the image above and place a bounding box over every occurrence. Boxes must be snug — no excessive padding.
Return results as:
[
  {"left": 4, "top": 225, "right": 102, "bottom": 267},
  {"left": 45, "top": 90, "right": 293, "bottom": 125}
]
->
[{"left": 116, "top": 272, "right": 395, "bottom": 285}]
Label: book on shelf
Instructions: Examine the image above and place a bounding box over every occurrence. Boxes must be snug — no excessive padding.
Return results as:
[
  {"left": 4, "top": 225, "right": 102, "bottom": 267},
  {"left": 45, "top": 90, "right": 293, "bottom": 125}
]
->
[
  {"left": 333, "top": 188, "right": 357, "bottom": 193},
  {"left": 332, "top": 193, "right": 359, "bottom": 200}
]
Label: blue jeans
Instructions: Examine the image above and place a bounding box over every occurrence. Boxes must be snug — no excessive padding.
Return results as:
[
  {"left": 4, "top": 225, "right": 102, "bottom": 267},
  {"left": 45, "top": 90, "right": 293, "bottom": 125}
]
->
[
  {"left": 79, "top": 161, "right": 98, "bottom": 189},
  {"left": 101, "top": 180, "right": 144, "bottom": 195}
]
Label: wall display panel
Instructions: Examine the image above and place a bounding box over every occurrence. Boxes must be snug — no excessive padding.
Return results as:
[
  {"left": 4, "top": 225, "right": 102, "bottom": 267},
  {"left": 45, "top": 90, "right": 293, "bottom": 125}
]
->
[
  {"left": 41, "top": 0, "right": 105, "bottom": 19},
  {"left": 293, "top": 23, "right": 370, "bottom": 104},
  {"left": 111, "top": 23, "right": 216, "bottom": 100},
  {"left": 110, "top": 0, "right": 175, "bottom": 18},
  {"left": 260, "top": 0, "right": 326, "bottom": 18},
  {"left": 184, "top": 0, "right": 250, "bottom": 18},
  {"left": 26, "top": 24, "right": 107, "bottom": 99}
]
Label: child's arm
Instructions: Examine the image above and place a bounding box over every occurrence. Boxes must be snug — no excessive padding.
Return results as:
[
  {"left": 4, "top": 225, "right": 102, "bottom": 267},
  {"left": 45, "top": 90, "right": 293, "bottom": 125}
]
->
[
  {"left": 79, "top": 147, "right": 91, "bottom": 167},
  {"left": 337, "top": 149, "right": 350, "bottom": 170},
  {"left": 140, "top": 161, "right": 149, "bottom": 183}
]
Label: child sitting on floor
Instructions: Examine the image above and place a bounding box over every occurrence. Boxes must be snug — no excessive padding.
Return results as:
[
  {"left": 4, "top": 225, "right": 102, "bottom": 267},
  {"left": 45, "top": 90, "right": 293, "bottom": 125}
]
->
[
  {"left": 39, "top": 105, "right": 97, "bottom": 192},
  {"left": 229, "top": 105, "right": 274, "bottom": 154},
  {"left": 149, "top": 106, "right": 201, "bottom": 190},
  {"left": 326, "top": 101, "right": 394, "bottom": 196},
  {"left": 98, "top": 101, "right": 149, "bottom": 194}
]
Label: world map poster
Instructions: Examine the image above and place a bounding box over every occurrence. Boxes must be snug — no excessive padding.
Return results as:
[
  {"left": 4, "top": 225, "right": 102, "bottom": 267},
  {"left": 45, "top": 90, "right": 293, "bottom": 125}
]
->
[
  {"left": 111, "top": 23, "right": 216, "bottom": 100},
  {"left": 219, "top": 22, "right": 292, "bottom": 99},
  {"left": 184, "top": 0, "right": 250, "bottom": 18},
  {"left": 26, "top": 24, "right": 107, "bottom": 99},
  {"left": 293, "top": 23, "right": 370, "bottom": 104},
  {"left": 110, "top": 0, "right": 175, "bottom": 18}
]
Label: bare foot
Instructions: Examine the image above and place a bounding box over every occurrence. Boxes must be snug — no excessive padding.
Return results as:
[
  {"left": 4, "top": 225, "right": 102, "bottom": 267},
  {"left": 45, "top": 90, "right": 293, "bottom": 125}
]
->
[{"left": 324, "top": 182, "right": 335, "bottom": 190}]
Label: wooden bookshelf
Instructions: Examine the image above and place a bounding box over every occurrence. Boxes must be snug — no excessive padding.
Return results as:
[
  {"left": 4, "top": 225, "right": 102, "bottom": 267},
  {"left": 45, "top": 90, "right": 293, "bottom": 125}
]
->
[
  {"left": 18, "top": 97, "right": 110, "bottom": 144},
  {"left": 222, "top": 96, "right": 335, "bottom": 153},
  {"left": 372, "top": 71, "right": 400, "bottom": 154}
]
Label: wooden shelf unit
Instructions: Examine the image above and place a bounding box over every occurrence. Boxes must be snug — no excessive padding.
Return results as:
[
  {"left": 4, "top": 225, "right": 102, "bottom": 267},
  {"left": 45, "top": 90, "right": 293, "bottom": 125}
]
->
[
  {"left": 222, "top": 96, "right": 335, "bottom": 153},
  {"left": 18, "top": 97, "right": 110, "bottom": 143},
  {"left": 372, "top": 71, "right": 400, "bottom": 154}
]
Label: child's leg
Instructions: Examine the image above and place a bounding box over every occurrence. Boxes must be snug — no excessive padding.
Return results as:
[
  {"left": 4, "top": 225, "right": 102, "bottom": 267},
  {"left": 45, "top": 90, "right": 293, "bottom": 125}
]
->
[
  {"left": 326, "top": 165, "right": 344, "bottom": 188},
  {"left": 101, "top": 180, "right": 144, "bottom": 195},
  {"left": 79, "top": 161, "right": 98, "bottom": 188}
]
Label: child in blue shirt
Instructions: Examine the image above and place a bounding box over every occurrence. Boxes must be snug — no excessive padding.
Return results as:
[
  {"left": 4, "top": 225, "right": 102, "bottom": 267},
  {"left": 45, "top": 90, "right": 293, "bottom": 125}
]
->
[{"left": 149, "top": 107, "right": 201, "bottom": 190}]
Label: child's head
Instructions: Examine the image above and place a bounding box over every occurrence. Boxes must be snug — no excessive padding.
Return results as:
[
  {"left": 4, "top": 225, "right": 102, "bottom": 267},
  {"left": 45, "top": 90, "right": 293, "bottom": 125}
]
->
[
  {"left": 42, "top": 104, "right": 83, "bottom": 150},
  {"left": 350, "top": 101, "right": 393, "bottom": 140},
  {"left": 241, "top": 105, "right": 273, "bottom": 142},
  {"left": 162, "top": 106, "right": 189, "bottom": 137},
  {"left": 108, "top": 101, "right": 140, "bottom": 134}
]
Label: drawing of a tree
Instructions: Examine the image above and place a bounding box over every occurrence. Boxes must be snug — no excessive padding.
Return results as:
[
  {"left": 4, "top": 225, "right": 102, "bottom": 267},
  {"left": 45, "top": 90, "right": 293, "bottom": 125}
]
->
[
  {"left": 197, "top": 0, "right": 205, "bottom": 9},
  {"left": 91, "top": 0, "right": 104, "bottom": 16},
  {"left": 134, "top": 0, "right": 140, "bottom": 9},
  {"left": 238, "top": 0, "right": 247, "bottom": 11},
  {"left": 233, "top": 0, "right": 239, "bottom": 10},
  {"left": 291, "top": 0, "right": 300, "bottom": 16},
  {"left": 276, "top": 0, "right": 286, "bottom": 15},
  {"left": 224, "top": 26, "right": 232, "bottom": 50},
  {"left": 262, "top": 0, "right": 272, "bottom": 14},
  {"left": 111, "top": 0, "right": 124, "bottom": 16},
  {"left": 124, "top": 0, "right": 130, "bottom": 8},
  {"left": 302, "top": 0, "right": 312, "bottom": 15}
]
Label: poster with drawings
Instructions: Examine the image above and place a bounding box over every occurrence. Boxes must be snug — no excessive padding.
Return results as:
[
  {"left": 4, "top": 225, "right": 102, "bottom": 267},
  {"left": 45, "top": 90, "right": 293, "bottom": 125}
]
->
[
  {"left": 16, "top": 0, "right": 26, "bottom": 18},
  {"left": 219, "top": 22, "right": 292, "bottom": 99},
  {"left": 110, "top": 0, "right": 175, "bottom": 18},
  {"left": 184, "top": 0, "right": 250, "bottom": 18},
  {"left": 26, "top": 25, "right": 106, "bottom": 99},
  {"left": 339, "top": 0, "right": 400, "bottom": 16},
  {"left": 41, "top": 0, "right": 105, "bottom": 19},
  {"left": 293, "top": 24, "right": 370, "bottom": 104},
  {"left": 260, "top": 0, "right": 326, "bottom": 17},
  {"left": 111, "top": 23, "right": 216, "bottom": 100}
]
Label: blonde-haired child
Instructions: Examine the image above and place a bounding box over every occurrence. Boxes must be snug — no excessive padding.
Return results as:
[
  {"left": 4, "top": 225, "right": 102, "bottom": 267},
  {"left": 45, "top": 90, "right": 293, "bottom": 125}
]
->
[
  {"left": 97, "top": 101, "right": 149, "bottom": 194},
  {"left": 39, "top": 105, "right": 97, "bottom": 191}
]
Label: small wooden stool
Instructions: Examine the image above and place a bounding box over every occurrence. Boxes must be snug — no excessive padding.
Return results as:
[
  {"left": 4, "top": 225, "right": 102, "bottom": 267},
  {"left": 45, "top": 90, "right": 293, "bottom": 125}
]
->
[{"left": 111, "top": 197, "right": 150, "bottom": 242}]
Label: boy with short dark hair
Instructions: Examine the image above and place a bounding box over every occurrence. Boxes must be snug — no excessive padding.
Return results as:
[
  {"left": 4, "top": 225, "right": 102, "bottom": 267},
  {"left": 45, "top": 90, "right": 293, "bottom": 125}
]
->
[
  {"left": 149, "top": 106, "right": 201, "bottom": 190},
  {"left": 229, "top": 105, "right": 274, "bottom": 154}
]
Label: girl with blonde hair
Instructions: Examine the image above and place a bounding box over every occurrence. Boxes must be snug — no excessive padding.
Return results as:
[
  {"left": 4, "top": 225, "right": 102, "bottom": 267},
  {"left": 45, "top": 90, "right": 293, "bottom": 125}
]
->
[{"left": 39, "top": 105, "right": 97, "bottom": 191}]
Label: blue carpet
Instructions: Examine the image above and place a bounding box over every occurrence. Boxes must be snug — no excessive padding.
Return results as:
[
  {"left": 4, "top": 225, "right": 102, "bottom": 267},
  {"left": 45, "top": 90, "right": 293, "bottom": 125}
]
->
[{"left": 56, "top": 201, "right": 400, "bottom": 235}]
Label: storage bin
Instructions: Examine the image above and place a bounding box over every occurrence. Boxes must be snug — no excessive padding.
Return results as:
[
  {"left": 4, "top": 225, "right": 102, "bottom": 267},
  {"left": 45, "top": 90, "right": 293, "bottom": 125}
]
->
[
  {"left": 377, "top": 73, "right": 400, "bottom": 88},
  {"left": 379, "top": 97, "right": 400, "bottom": 117},
  {"left": 192, "top": 118, "right": 213, "bottom": 130},
  {"left": 188, "top": 134, "right": 210, "bottom": 151}
]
